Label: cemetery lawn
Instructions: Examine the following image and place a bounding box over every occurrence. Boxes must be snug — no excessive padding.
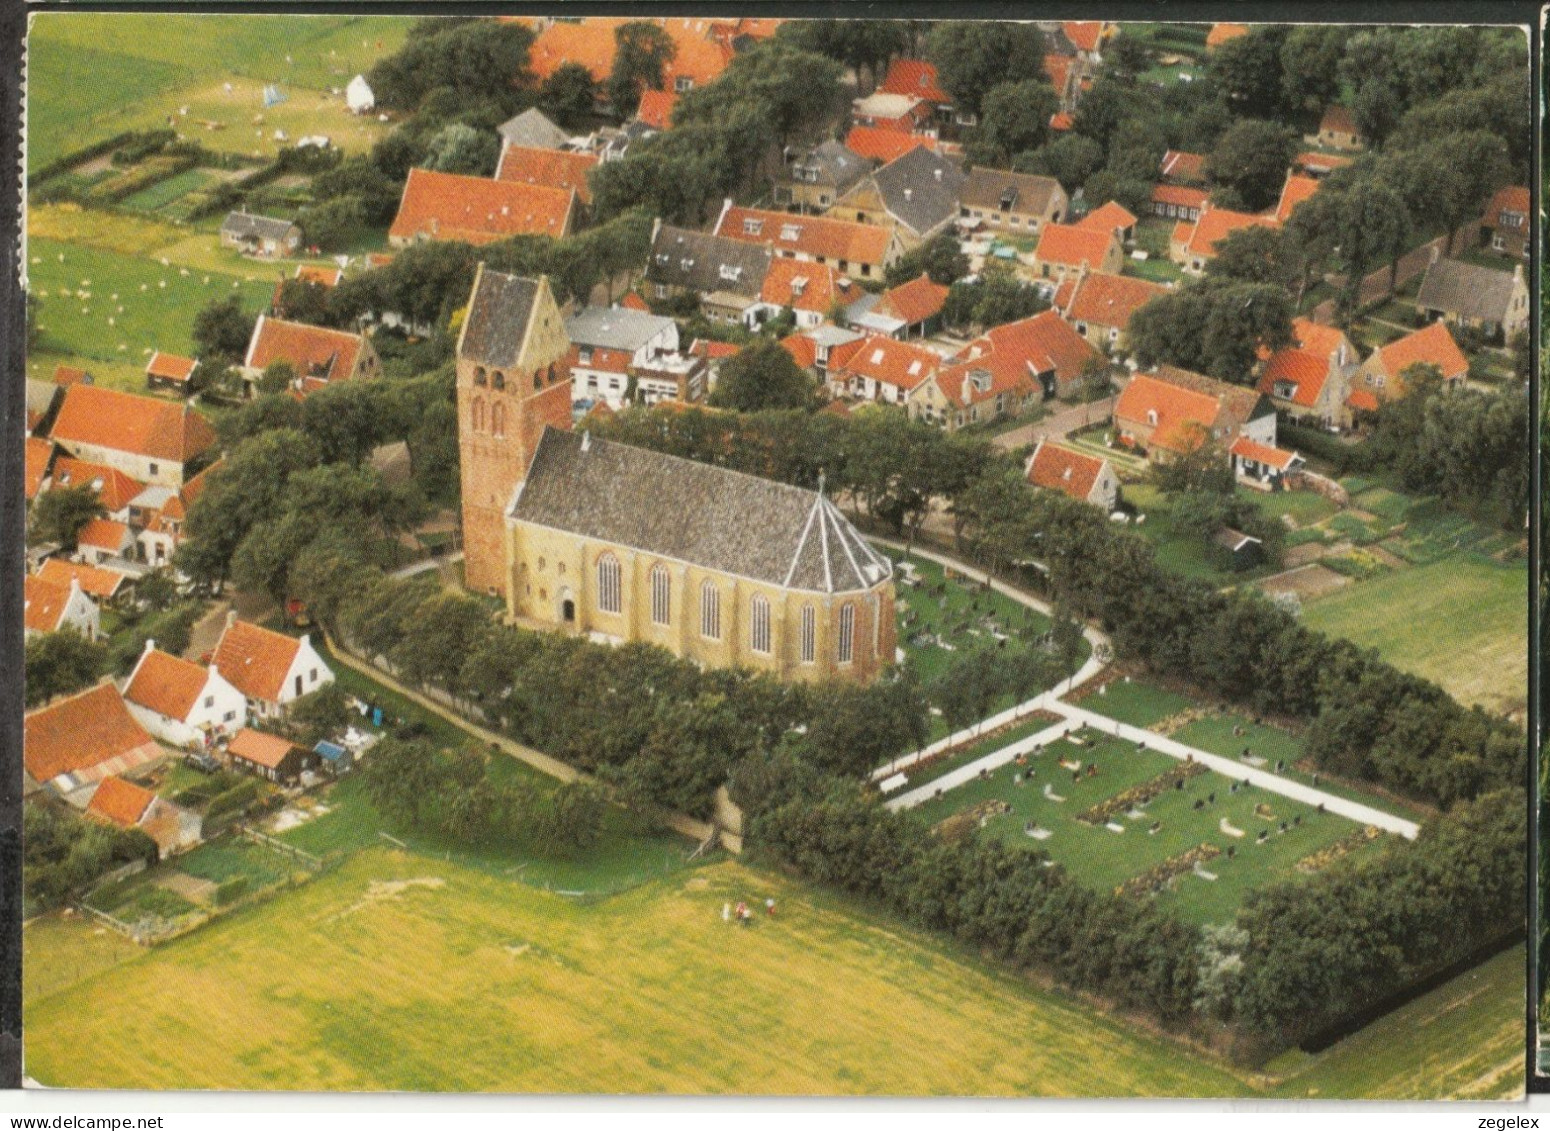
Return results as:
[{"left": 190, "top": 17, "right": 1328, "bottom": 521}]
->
[
  {"left": 1078, "top": 679, "right": 1194, "bottom": 728},
  {"left": 23, "top": 849, "right": 1254, "bottom": 1096},
  {"left": 908, "top": 729, "right": 1382, "bottom": 928}
]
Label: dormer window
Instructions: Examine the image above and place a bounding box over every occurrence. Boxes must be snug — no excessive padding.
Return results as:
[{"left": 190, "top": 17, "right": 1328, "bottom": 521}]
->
[
  {"left": 578, "top": 347, "right": 594, "bottom": 365},
  {"left": 1274, "top": 381, "right": 1296, "bottom": 400},
  {"left": 780, "top": 224, "right": 801, "bottom": 242},
  {"left": 871, "top": 348, "right": 886, "bottom": 364},
  {"left": 1146, "top": 409, "right": 1158, "bottom": 426},
  {"left": 718, "top": 264, "right": 742, "bottom": 282},
  {"left": 743, "top": 219, "right": 763, "bottom": 236}
]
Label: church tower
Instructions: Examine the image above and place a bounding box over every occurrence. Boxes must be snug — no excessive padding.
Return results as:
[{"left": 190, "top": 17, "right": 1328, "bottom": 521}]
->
[{"left": 456, "top": 267, "right": 573, "bottom": 596}]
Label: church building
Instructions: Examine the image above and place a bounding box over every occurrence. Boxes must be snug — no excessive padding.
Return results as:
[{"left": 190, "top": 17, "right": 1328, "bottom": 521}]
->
[{"left": 457, "top": 268, "right": 897, "bottom": 684}]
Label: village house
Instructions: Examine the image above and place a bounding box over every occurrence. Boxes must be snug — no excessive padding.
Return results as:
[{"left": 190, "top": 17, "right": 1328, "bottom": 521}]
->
[
  {"left": 1114, "top": 365, "right": 1279, "bottom": 464},
  {"left": 504, "top": 428, "right": 897, "bottom": 684},
  {"left": 831, "top": 146, "right": 967, "bottom": 249},
  {"left": 1414, "top": 255, "right": 1528, "bottom": 344},
  {"left": 389, "top": 168, "right": 578, "bottom": 247},
  {"left": 1312, "top": 104, "right": 1364, "bottom": 151},
  {"left": 850, "top": 90, "right": 934, "bottom": 135},
  {"left": 1032, "top": 222, "right": 1124, "bottom": 283},
  {"left": 958, "top": 167, "right": 1068, "bottom": 235},
  {"left": 773, "top": 140, "right": 868, "bottom": 213},
  {"left": 754, "top": 258, "right": 863, "bottom": 330},
  {"left": 845, "top": 272, "right": 950, "bottom": 340},
  {"left": 1273, "top": 172, "right": 1321, "bottom": 224},
  {"left": 828, "top": 335, "right": 944, "bottom": 407},
  {"left": 220, "top": 211, "right": 302, "bottom": 259},
  {"left": 24, "top": 436, "right": 55, "bottom": 503},
  {"left": 241, "top": 315, "right": 380, "bottom": 396},
  {"left": 36, "top": 558, "right": 132, "bottom": 605},
  {"left": 915, "top": 310, "right": 1100, "bottom": 429},
  {"left": 1228, "top": 436, "right": 1305, "bottom": 491},
  {"left": 24, "top": 682, "right": 167, "bottom": 801},
  {"left": 1294, "top": 150, "right": 1353, "bottom": 178},
  {"left": 1159, "top": 149, "right": 1207, "bottom": 186},
  {"left": 565, "top": 305, "right": 703, "bottom": 410},
  {"left": 497, "top": 107, "right": 572, "bottom": 151},
  {"left": 210, "top": 614, "right": 335, "bottom": 720},
  {"left": 525, "top": 17, "right": 737, "bottom": 98},
  {"left": 122, "top": 642, "right": 248, "bottom": 749},
  {"left": 1481, "top": 184, "right": 1530, "bottom": 259},
  {"left": 1255, "top": 318, "right": 1359, "bottom": 428},
  {"left": 1150, "top": 183, "right": 1209, "bottom": 223},
  {"left": 145, "top": 351, "right": 199, "bottom": 394},
  {"left": 714, "top": 202, "right": 902, "bottom": 280},
  {"left": 780, "top": 324, "right": 867, "bottom": 384},
  {"left": 270, "top": 264, "right": 345, "bottom": 318},
  {"left": 49, "top": 385, "right": 217, "bottom": 488},
  {"left": 1076, "top": 200, "right": 1138, "bottom": 244},
  {"left": 85, "top": 775, "right": 202, "bottom": 859},
  {"left": 1353, "top": 320, "right": 1471, "bottom": 408},
  {"left": 1205, "top": 23, "right": 1250, "bottom": 51},
  {"left": 1026, "top": 439, "right": 1119, "bottom": 511},
  {"left": 495, "top": 144, "right": 599, "bottom": 205},
  {"left": 52, "top": 364, "right": 91, "bottom": 387},
  {"left": 689, "top": 339, "right": 741, "bottom": 391},
  {"left": 23, "top": 574, "right": 99, "bottom": 640},
  {"left": 844, "top": 126, "right": 935, "bottom": 165},
  {"left": 879, "top": 59, "right": 973, "bottom": 129},
  {"left": 634, "top": 89, "right": 678, "bottom": 131},
  {"left": 644, "top": 222, "right": 773, "bottom": 324},
  {"left": 1171, "top": 206, "right": 1277, "bottom": 274},
  {"left": 1053, "top": 268, "right": 1168, "bottom": 353},
  {"left": 1042, "top": 53, "right": 1084, "bottom": 114},
  {"left": 49, "top": 455, "right": 145, "bottom": 523},
  {"left": 74, "top": 518, "right": 136, "bottom": 567},
  {"left": 228, "top": 728, "right": 315, "bottom": 784}
]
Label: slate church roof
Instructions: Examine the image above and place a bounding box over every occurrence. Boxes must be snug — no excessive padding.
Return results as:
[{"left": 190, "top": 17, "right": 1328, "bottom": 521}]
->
[
  {"left": 510, "top": 429, "right": 892, "bottom": 595},
  {"left": 459, "top": 269, "right": 541, "bottom": 369}
]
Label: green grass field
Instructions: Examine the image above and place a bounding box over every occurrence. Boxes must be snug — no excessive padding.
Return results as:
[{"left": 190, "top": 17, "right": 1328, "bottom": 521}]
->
[
  {"left": 119, "top": 168, "right": 217, "bottom": 215},
  {"left": 908, "top": 730, "right": 1376, "bottom": 927},
  {"left": 23, "top": 849, "right": 1255, "bottom": 1096},
  {"left": 1301, "top": 554, "right": 1527, "bottom": 717},
  {"left": 27, "top": 14, "right": 411, "bottom": 173},
  {"left": 1079, "top": 678, "right": 1194, "bottom": 728}
]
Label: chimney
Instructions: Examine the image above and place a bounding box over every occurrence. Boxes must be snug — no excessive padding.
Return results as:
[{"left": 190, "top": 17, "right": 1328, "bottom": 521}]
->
[
  {"left": 903, "top": 188, "right": 913, "bottom": 202},
  {"left": 933, "top": 168, "right": 943, "bottom": 182},
  {"left": 226, "top": 609, "right": 237, "bottom": 629}
]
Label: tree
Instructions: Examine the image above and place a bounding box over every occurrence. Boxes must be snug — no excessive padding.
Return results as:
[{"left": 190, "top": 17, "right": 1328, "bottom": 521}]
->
[
  {"left": 884, "top": 230, "right": 968, "bottom": 288},
  {"left": 285, "top": 683, "right": 352, "bottom": 748},
  {"left": 925, "top": 21, "right": 1047, "bottom": 119},
  {"left": 192, "top": 295, "right": 257, "bottom": 367},
  {"left": 29, "top": 485, "right": 105, "bottom": 550},
  {"left": 774, "top": 19, "right": 910, "bottom": 92},
  {"left": 366, "top": 20, "right": 535, "bottom": 112},
  {"left": 539, "top": 62, "right": 599, "bottom": 128},
  {"left": 258, "top": 361, "right": 296, "bottom": 397},
  {"left": 423, "top": 122, "right": 500, "bottom": 176},
  {"left": 1327, "top": 177, "right": 1411, "bottom": 317},
  {"left": 1017, "top": 134, "right": 1103, "bottom": 193},
  {"left": 1128, "top": 278, "right": 1294, "bottom": 382},
  {"left": 708, "top": 339, "right": 815, "bottom": 412},
  {"left": 1277, "top": 26, "right": 1347, "bottom": 117},
  {"left": 542, "top": 781, "right": 608, "bottom": 853},
  {"left": 24, "top": 631, "right": 108, "bottom": 708},
  {"left": 1207, "top": 25, "right": 1289, "bottom": 118},
  {"left": 967, "top": 79, "right": 1058, "bottom": 167},
  {"left": 1205, "top": 120, "right": 1297, "bottom": 213},
  {"left": 272, "top": 279, "right": 331, "bottom": 325},
  {"left": 1204, "top": 225, "right": 1307, "bottom": 296},
  {"left": 607, "top": 21, "right": 676, "bottom": 117}
]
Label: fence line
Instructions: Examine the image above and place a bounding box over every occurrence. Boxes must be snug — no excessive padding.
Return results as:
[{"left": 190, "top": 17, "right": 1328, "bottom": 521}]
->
[{"left": 239, "top": 826, "right": 324, "bottom": 871}]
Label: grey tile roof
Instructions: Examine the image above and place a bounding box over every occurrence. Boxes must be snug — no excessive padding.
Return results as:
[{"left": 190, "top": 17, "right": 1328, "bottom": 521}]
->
[
  {"left": 498, "top": 108, "right": 570, "bottom": 150},
  {"left": 787, "top": 140, "right": 868, "bottom": 192},
  {"left": 646, "top": 225, "right": 772, "bottom": 298},
  {"left": 510, "top": 429, "right": 893, "bottom": 595},
  {"left": 960, "top": 167, "right": 1062, "bottom": 216},
  {"left": 221, "top": 211, "right": 299, "bottom": 241},
  {"left": 565, "top": 306, "right": 675, "bottom": 353},
  {"left": 871, "top": 146, "right": 967, "bottom": 236},
  {"left": 1415, "top": 258, "right": 1519, "bottom": 324},
  {"left": 459, "top": 268, "right": 539, "bottom": 369}
]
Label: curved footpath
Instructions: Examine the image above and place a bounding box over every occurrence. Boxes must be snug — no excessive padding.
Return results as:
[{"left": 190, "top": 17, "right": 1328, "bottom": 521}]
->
[{"left": 866, "top": 538, "right": 1420, "bottom": 840}]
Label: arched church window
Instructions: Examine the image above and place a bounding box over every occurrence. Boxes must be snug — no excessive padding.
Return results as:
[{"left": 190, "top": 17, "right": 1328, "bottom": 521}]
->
[
  {"left": 473, "top": 367, "right": 487, "bottom": 386},
  {"left": 493, "top": 371, "right": 506, "bottom": 391}
]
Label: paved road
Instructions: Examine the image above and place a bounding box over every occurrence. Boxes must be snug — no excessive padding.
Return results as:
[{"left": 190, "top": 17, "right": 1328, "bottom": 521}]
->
[
  {"left": 993, "top": 396, "right": 1115, "bottom": 452},
  {"left": 391, "top": 550, "right": 464, "bottom": 580}
]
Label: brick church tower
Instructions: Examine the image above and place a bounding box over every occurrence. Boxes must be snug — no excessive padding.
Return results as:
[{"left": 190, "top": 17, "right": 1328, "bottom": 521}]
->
[{"left": 455, "top": 267, "right": 573, "bottom": 596}]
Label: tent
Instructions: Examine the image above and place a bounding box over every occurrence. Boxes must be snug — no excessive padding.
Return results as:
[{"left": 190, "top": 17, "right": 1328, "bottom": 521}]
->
[
  {"left": 346, "top": 74, "right": 375, "bottom": 114},
  {"left": 262, "top": 84, "right": 288, "bottom": 108}
]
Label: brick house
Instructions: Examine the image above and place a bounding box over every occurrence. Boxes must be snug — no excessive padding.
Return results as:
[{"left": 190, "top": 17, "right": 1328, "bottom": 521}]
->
[
  {"left": 210, "top": 615, "right": 335, "bottom": 720},
  {"left": 49, "top": 385, "right": 216, "bottom": 488},
  {"left": 1026, "top": 440, "right": 1119, "bottom": 510}
]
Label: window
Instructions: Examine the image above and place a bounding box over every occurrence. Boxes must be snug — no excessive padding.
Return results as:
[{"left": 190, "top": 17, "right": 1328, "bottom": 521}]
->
[
  {"left": 655, "top": 283, "right": 669, "bottom": 299},
  {"left": 1492, "top": 235, "right": 1506, "bottom": 251},
  {"left": 597, "top": 554, "right": 621, "bottom": 614},
  {"left": 743, "top": 218, "right": 763, "bottom": 236},
  {"left": 700, "top": 580, "right": 721, "bottom": 640},
  {"left": 491, "top": 403, "right": 505, "bottom": 438},
  {"left": 579, "top": 347, "right": 594, "bottom": 366},
  {"left": 799, "top": 605, "right": 816, "bottom": 664},
  {"left": 204, "top": 695, "right": 214, "bottom": 708},
  {"left": 310, "top": 669, "right": 318, "bottom": 683},
  {"left": 675, "top": 76, "right": 693, "bottom": 92},
  {"left": 651, "top": 565, "right": 671, "bottom": 626},
  {"left": 472, "top": 398, "right": 486, "bottom": 432},
  {"left": 148, "top": 462, "right": 159, "bottom": 477},
  {"left": 1146, "top": 409, "right": 1158, "bottom": 426},
  {"left": 223, "top": 710, "right": 235, "bottom": 723},
  {"left": 750, "top": 594, "right": 771, "bottom": 655},
  {"left": 492, "top": 371, "right": 505, "bottom": 391},
  {"left": 473, "top": 367, "right": 487, "bottom": 386},
  {"left": 837, "top": 604, "right": 855, "bottom": 664}
]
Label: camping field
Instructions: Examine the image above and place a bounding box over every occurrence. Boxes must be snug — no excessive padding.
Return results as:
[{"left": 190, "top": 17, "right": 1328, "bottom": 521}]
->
[{"left": 23, "top": 849, "right": 1252, "bottom": 1097}]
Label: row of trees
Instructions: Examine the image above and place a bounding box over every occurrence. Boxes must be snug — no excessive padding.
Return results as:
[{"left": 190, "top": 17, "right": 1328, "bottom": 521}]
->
[{"left": 23, "top": 802, "right": 157, "bottom": 915}]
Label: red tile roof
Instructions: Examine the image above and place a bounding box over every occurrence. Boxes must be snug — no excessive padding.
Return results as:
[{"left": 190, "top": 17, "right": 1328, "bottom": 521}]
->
[
  {"left": 51, "top": 385, "right": 217, "bottom": 466},
  {"left": 50, "top": 456, "right": 145, "bottom": 513},
  {"left": 494, "top": 144, "right": 599, "bottom": 204},
  {"left": 780, "top": 332, "right": 819, "bottom": 370},
  {"left": 86, "top": 775, "right": 155, "bottom": 828},
  {"left": 76, "top": 518, "right": 131, "bottom": 554},
  {"left": 24, "top": 437, "right": 55, "bottom": 502},
  {"left": 1151, "top": 184, "right": 1210, "bottom": 211},
  {"left": 244, "top": 316, "right": 364, "bottom": 386},
  {"left": 1178, "top": 207, "right": 1276, "bottom": 259},
  {"left": 843, "top": 126, "right": 934, "bottom": 164},
  {"left": 1060, "top": 272, "right": 1167, "bottom": 332},
  {"left": 1049, "top": 112, "right": 1074, "bottom": 132},
  {"left": 1274, "top": 173, "right": 1320, "bottom": 223},
  {"left": 228, "top": 727, "right": 298, "bottom": 770},
  {"left": 1035, "top": 223, "right": 1117, "bottom": 270},
  {"left": 37, "top": 557, "right": 127, "bottom": 600},
  {"left": 1347, "top": 389, "right": 1380, "bottom": 413},
  {"left": 1319, "top": 104, "right": 1358, "bottom": 136},
  {"left": 619, "top": 291, "right": 650, "bottom": 311},
  {"left": 527, "top": 17, "right": 734, "bottom": 88},
  {"left": 24, "top": 575, "right": 76, "bottom": 634},
  {"left": 1206, "top": 23, "right": 1250, "bottom": 49},
  {"left": 1294, "top": 151, "right": 1352, "bottom": 174},
  {"left": 635, "top": 88, "right": 678, "bottom": 130},
  {"left": 1028, "top": 440, "right": 1106, "bottom": 501},
  {"left": 717, "top": 205, "right": 893, "bottom": 268},
  {"left": 53, "top": 365, "right": 90, "bottom": 386},
  {"left": 1257, "top": 348, "right": 1331, "bottom": 407},
  {"left": 1062, "top": 21, "right": 1103, "bottom": 52},
  {"left": 880, "top": 59, "right": 948, "bottom": 104},
  {"left": 690, "top": 339, "right": 741, "bottom": 361},
  {"left": 1076, "top": 200, "right": 1138, "bottom": 235},
  {"left": 146, "top": 351, "right": 198, "bottom": 382},
  {"left": 877, "top": 273, "right": 949, "bottom": 327},
  {"left": 834, "top": 336, "right": 942, "bottom": 393},
  {"left": 759, "top": 258, "right": 861, "bottom": 314},
  {"left": 390, "top": 168, "right": 575, "bottom": 245},
  {"left": 125, "top": 648, "right": 209, "bottom": 722},
  {"left": 1115, "top": 372, "right": 1223, "bottom": 453},
  {"left": 1043, "top": 54, "right": 1075, "bottom": 96},
  {"left": 1160, "top": 150, "right": 1206, "bottom": 183},
  {"left": 212, "top": 619, "right": 301, "bottom": 704},
  {"left": 1229, "top": 436, "right": 1299, "bottom": 470},
  {"left": 25, "top": 683, "right": 159, "bottom": 784},
  {"left": 1375, "top": 320, "right": 1470, "bottom": 384},
  {"left": 942, "top": 310, "right": 1100, "bottom": 407},
  {"left": 294, "top": 265, "right": 343, "bottom": 288},
  {"left": 1486, "top": 184, "right": 1530, "bottom": 221}
]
